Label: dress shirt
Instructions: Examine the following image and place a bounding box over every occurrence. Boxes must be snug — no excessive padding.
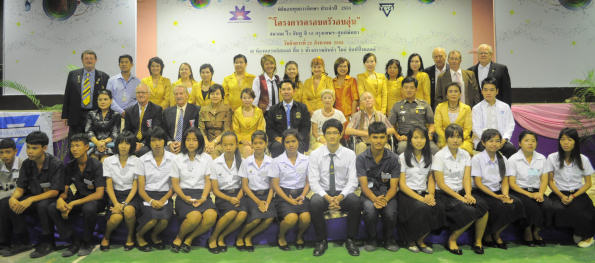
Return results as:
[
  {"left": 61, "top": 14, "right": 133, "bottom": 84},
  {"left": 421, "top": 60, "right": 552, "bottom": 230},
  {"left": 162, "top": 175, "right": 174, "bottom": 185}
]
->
[
  {"left": 103, "top": 155, "right": 139, "bottom": 191},
  {"left": 136, "top": 151, "right": 175, "bottom": 192},
  {"left": 478, "top": 63, "right": 490, "bottom": 89},
  {"left": 308, "top": 145, "right": 358, "bottom": 197},
  {"left": 450, "top": 69, "right": 465, "bottom": 104},
  {"left": 431, "top": 147, "right": 471, "bottom": 191},
  {"left": 174, "top": 103, "right": 188, "bottom": 140},
  {"left": 399, "top": 153, "right": 431, "bottom": 191},
  {"left": 106, "top": 73, "right": 140, "bottom": 113},
  {"left": 17, "top": 153, "right": 64, "bottom": 195},
  {"left": 472, "top": 99, "right": 515, "bottom": 146},
  {"left": 0, "top": 158, "right": 21, "bottom": 199},
  {"left": 270, "top": 152, "right": 309, "bottom": 189},
  {"left": 239, "top": 154, "right": 274, "bottom": 191},
  {"left": 64, "top": 157, "right": 105, "bottom": 197},
  {"left": 506, "top": 151, "right": 546, "bottom": 189},
  {"left": 471, "top": 151, "right": 509, "bottom": 192},
  {"left": 171, "top": 153, "right": 212, "bottom": 190},
  {"left": 252, "top": 74, "right": 279, "bottom": 110},
  {"left": 545, "top": 152, "right": 594, "bottom": 191},
  {"left": 211, "top": 155, "right": 242, "bottom": 191}
]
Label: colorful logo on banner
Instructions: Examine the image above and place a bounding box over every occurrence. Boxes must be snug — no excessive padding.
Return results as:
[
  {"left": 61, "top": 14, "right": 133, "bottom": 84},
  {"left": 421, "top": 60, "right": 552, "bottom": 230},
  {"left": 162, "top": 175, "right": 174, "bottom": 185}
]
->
[
  {"left": 230, "top": 6, "right": 251, "bottom": 21},
  {"left": 0, "top": 114, "right": 41, "bottom": 155},
  {"left": 379, "top": 3, "right": 395, "bottom": 17},
  {"left": 258, "top": 0, "right": 278, "bottom": 7},
  {"left": 190, "top": 0, "right": 210, "bottom": 9}
]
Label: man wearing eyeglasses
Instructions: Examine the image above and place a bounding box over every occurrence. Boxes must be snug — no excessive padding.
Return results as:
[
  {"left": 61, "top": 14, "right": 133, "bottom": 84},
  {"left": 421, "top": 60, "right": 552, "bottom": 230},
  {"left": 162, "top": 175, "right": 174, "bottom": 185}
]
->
[
  {"left": 468, "top": 44, "right": 512, "bottom": 105},
  {"left": 123, "top": 83, "right": 163, "bottom": 156}
]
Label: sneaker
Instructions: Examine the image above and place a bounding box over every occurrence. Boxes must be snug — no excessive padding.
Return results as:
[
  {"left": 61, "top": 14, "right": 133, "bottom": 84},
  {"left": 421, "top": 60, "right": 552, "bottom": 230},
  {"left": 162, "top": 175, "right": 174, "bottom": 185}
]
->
[
  {"left": 572, "top": 234, "right": 582, "bottom": 244},
  {"left": 407, "top": 245, "right": 420, "bottom": 253},
  {"left": 363, "top": 240, "right": 377, "bottom": 252},
  {"left": 420, "top": 246, "right": 433, "bottom": 254},
  {"left": 30, "top": 243, "right": 54, "bottom": 258},
  {"left": 577, "top": 237, "right": 594, "bottom": 248}
]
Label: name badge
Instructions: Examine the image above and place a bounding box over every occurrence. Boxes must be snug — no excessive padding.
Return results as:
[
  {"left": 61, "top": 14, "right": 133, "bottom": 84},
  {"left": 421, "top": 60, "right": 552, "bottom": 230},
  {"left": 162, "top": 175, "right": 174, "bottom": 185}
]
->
[
  {"left": 84, "top": 178, "right": 94, "bottom": 185},
  {"left": 368, "top": 182, "right": 374, "bottom": 188},
  {"left": 276, "top": 114, "right": 283, "bottom": 120},
  {"left": 528, "top": 168, "right": 540, "bottom": 177},
  {"left": 40, "top": 182, "right": 51, "bottom": 188},
  {"left": 381, "top": 172, "right": 391, "bottom": 180}
]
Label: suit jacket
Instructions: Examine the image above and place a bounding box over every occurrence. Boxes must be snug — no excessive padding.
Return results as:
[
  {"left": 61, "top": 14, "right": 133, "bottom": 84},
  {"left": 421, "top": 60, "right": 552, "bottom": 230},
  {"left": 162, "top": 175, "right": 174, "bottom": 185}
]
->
[
  {"left": 61, "top": 68, "right": 110, "bottom": 126},
  {"left": 124, "top": 102, "right": 163, "bottom": 143},
  {"left": 468, "top": 62, "right": 511, "bottom": 105},
  {"left": 435, "top": 69, "right": 481, "bottom": 108},
  {"left": 162, "top": 103, "right": 200, "bottom": 143},
  {"left": 265, "top": 101, "right": 311, "bottom": 153},
  {"left": 425, "top": 64, "right": 449, "bottom": 109}
]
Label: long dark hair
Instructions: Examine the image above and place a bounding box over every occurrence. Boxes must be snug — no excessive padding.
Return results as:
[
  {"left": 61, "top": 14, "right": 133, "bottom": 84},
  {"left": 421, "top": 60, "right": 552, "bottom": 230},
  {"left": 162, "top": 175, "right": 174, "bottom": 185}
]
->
[
  {"left": 283, "top": 61, "right": 301, "bottom": 84},
  {"left": 404, "top": 126, "right": 432, "bottom": 168},
  {"left": 480, "top": 129, "right": 506, "bottom": 178},
  {"left": 181, "top": 127, "right": 205, "bottom": 155},
  {"left": 557, "top": 128, "right": 583, "bottom": 170},
  {"left": 406, "top": 53, "right": 425, "bottom": 77},
  {"left": 220, "top": 131, "right": 242, "bottom": 170},
  {"left": 114, "top": 131, "right": 136, "bottom": 156}
]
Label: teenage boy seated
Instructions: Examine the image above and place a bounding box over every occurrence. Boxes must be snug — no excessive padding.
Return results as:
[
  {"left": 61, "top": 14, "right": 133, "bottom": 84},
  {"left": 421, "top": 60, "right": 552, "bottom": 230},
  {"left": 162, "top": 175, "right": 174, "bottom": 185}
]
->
[{"left": 0, "top": 139, "right": 25, "bottom": 256}]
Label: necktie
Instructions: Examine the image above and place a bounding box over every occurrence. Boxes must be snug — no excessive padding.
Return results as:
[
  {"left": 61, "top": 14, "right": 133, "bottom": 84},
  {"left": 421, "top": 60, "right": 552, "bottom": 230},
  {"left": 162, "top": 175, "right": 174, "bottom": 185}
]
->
[
  {"left": 329, "top": 153, "right": 336, "bottom": 196},
  {"left": 137, "top": 105, "right": 145, "bottom": 140},
  {"left": 175, "top": 107, "right": 184, "bottom": 141},
  {"left": 270, "top": 80, "right": 277, "bottom": 105},
  {"left": 454, "top": 72, "right": 463, "bottom": 86},
  {"left": 82, "top": 73, "right": 91, "bottom": 106},
  {"left": 285, "top": 104, "right": 291, "bottom": 128}
]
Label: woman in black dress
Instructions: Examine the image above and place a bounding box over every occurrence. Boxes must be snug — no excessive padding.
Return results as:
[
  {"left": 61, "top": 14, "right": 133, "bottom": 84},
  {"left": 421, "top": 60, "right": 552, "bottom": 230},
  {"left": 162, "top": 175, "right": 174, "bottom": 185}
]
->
[{"left": 85, "top": 89, "right": 120, "bottom": 161}]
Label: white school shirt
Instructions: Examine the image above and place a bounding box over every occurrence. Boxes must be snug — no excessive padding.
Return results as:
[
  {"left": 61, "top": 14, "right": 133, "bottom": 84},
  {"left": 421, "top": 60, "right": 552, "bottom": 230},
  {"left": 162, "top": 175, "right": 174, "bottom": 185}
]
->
[
  {"left": 171, "top": 153, "right": 212, "bottom": 190},
  {"left": 0, "top": 158, "right": 21, "bottom": 199},
  {"left": 399, "top": 153, "right": 431, "bottom": 191},
  {"left": 137, "top": 151, "right": 176, "bottom": 192},
  {"left": 103, "top": 155, "right": 139, "bottom": 191},
  {"left": 270, "top": 152, "right": 309, "bottom": 189},
  {"left": 211, "top": 154, "right": 242, "bottom": 191},
  {"left": 506, "top": 151, "right": 547, "bottom": 189},
  {"left": 239, "top": 154, "right": 274, "bottom": 191},
  {"left": 431, "top": 146, "right": 471, "bottom": 191},
  {"left": 307, "top": 145, "right": 358, "bottom": 197},
  {"left": 471, "top": 151, "right": 509, "bottom": 192},
  {"left": 472, "top": 99, "right": 515, "bottom": 147},
  {"left": 544, "top": 152, "right": 594, "bottom": 191}
]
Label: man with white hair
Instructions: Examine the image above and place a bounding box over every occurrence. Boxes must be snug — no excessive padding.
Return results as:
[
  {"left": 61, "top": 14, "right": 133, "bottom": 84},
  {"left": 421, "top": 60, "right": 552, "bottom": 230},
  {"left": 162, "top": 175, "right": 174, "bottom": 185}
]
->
[
  {"left": 425, "top": 47, "right": 449, "bottom": 109},
  {"left": 161, "top": 85, "right": 200, "bottom": 153},
  {"left": 468, "top": 44, "right": 512, "bottom": 105},
  {"left": 123, "top": 83, "right": 163, "bottom": 156}
]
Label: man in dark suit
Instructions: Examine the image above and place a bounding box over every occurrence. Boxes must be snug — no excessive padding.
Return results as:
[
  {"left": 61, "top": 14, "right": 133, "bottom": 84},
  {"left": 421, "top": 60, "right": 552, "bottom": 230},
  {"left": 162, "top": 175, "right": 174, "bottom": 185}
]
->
[
  {"left": 266, "top": 80, "right": 311, "bottom": 158},
  {"left": 425, "top": 47, "right": 449, "bottom": 109},
  {"left": 435, "top": 50, "right": 481, "bottom": 108},
  {"left": 123, "top": 83, "right": 162, "bottom": 157},
  {"left": 162, "top": 85, "right": 200, "bottom": 154},
  {"left": 62, "top": 50, "right": 110, "bottom": 137},
  {"left": 468, "top": 44, "right": 512, "bottom": 105}
]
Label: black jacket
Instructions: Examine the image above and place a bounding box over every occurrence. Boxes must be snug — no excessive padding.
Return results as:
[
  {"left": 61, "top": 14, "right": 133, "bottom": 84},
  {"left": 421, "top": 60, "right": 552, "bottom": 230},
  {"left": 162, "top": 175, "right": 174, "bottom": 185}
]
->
[
  {"left": 468, "top": 62, "right": 512, "bottom": 105},
  {"left": 61, "top": 68, "right": 109, "bottom": 126},
  {"left": 124, "top": 102, "right": 163, "bottom": 143},
  {"left": 265, "top": 101, "right": 311, "bottom": 153},
  {"left": 162, "top": 103, "right": 200, "bottom": 143}
]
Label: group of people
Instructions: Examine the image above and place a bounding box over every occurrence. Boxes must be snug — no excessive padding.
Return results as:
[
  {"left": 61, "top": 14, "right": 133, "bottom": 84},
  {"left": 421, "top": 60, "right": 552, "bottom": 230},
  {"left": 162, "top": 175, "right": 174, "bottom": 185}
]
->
[{"left": 0, "top": 46, "right": 592, "bottom": 259}]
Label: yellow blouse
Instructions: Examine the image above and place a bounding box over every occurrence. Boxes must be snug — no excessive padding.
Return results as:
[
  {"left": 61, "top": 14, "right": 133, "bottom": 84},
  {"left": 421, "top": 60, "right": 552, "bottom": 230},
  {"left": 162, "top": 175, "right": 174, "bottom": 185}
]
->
[
  {"left": 189, "top": 80, "right": 218, "bottom": 107},
  {"left": 357, "top": 72, "right": 388, "bottom": 114},
  {"left": 302, "top": 75, "right": 334, "bottom": 113},
  {"left": 333, "top": 75, "right": 359, "bottom": 118},
  {"left": 386, "top": 76, "right": 404, "bottom": 115},
  {"left": 413, "top": 72, "right": 431, "bottom": 105},
  {"left": 223, "top": 73, "right": 256, "bottom": 111},
  {"left": 292, "top": 81, "right": 304, "bottom": 103},
  {"left": 232, "top": 105, "right": 266, "bottom": 143},
  {"left": 142, "top": 76, "right": 172, "bottom": 109},
  {"left": 434, "top": 101, "right": 473, "bottom": 151}
]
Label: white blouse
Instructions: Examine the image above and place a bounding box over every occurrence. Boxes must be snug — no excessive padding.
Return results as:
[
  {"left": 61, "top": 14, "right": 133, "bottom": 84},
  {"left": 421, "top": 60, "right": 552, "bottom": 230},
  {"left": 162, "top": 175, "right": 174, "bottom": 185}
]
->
[
  {"left": 399, "top": 153, "right": 431, "bottom": 191},
  {"left": 270, "top": 152, "right": 309, "bottom": 190},
  {"left": 211, "top": 154, "right": 242, "bottom": 191},
  {"left": 239, "top": 154, "right": 274, "bottom": 191},
  {"left": 431, "top": 147, "right": 471, "bottom": 191},
  {"left": 171, "top": 153, "right": 212, "bottom": 190},
  {"left": 137, "top": 151, "right": 176, "bottom": 192},
  {"left": 545, "top": 152, "right": 594, "bottom": 191},
  {"left": 506, "top": 151, "right": 546, "bottom": 189},
  {"left": 103, "top": 155, "right": 139, "bottom": 191},
  {"left": 471, "top": 151, "right": 509, "bottom": 192}
]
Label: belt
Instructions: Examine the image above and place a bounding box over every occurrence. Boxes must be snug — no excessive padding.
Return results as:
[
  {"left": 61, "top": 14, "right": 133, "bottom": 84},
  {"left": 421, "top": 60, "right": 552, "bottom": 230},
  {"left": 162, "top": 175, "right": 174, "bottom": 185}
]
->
[
  {"left": 413, "top": 189, "right": 428, "bottom": 195},
  {"left": 522, "top": 187, "right": 539, "bottom": 193},
  {"left": 221, "top": 188, "right": 240, "bottom": 195},
  {"left": 282, "top": 187, "right": 304, "bottom": 197},
  {"left": 561, "top": 189, "right": 579, "bottom": 195},
  {"left": 253, "top": 190, "right": 268, "bottom": 195},
  {"left": 436, "top": 189, "right": 464, "bottom": 195}
]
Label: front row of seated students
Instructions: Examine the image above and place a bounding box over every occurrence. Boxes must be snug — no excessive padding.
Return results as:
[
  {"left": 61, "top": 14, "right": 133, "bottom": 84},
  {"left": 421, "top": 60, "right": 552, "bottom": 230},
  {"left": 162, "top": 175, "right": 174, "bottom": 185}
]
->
[{"left": 0, "top": 120, "right": 593, "bottom": 259}]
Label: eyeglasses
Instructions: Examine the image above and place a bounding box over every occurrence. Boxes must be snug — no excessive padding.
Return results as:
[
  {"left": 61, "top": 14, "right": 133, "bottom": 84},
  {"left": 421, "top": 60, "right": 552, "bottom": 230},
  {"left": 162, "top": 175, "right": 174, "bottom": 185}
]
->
[
  {"left": 136, "top": 91, "right": 148, "bottom": 94},
  {"left": 478, "top": 52, "right": 491, "bottom": 55},
  {"left": 324, "top": 131, "right": 341, "bottom": 135}
]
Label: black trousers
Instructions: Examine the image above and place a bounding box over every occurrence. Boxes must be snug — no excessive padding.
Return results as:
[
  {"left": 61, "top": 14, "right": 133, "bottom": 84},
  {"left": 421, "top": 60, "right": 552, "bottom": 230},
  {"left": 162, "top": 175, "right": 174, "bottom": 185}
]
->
[
  {"left": 475, "top": 140, "right": 517, "bottom": 158},
  {"left": 310, "top": 193, "right": 362, "bottom": 242},
  {"left": 8, "top": 198, "right": 55, "bottom": 244},
  {"left": 48, "top": 199, "right": 104, "bottom": 244},
  {"left": 361, "top": 196, "right": 397, "bottom": 241},
  {"left": 0, "top": 197, "right": 11, "bottom": 244}
]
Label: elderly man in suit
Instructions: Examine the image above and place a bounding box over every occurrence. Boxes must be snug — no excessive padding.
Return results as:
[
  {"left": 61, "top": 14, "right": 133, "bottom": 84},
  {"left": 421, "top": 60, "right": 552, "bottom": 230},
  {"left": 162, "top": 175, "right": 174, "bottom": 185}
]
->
[
  {"left": 62, "top": 50, "right": 110, "bottom": 137},
  {"left": 435, "top": 50, "right": 481, "bottom": 108},
  {"left": 162, "top": 85, "right": 200, "bottom": 154},
  {"left": 425, "top": 47, "right": 449, "bottom": 109},
  {"left": 468, "top": 44, "right": 512, "bottom": 105},
  {"left": 123, "top": 83, "right": 163, "bottom": 156}
]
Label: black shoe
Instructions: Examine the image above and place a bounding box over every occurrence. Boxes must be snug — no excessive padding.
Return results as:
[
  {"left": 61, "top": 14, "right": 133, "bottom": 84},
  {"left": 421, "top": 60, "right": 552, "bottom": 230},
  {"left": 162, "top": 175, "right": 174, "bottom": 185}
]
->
[
  {"left": 484, "top": 241, "right": 495, "bottom": 247},
  {"left": 77, "top": 244, "right": 93, "bottom": 256},
  {"left": 124, "top": 243, "right": 135, "bottom": 251},
  {"left": 235, "top": 245, "right": 245, "bottom": 251},
  {"left": 295, "top": 242, "right": 305, "bottom": 250},
  {"left": 364, "top": 239, "right": 377, "bottom": 252},
  {"left": 30, "top": 243, "right": 54, "bottom": 258},
  {"left": 495, "top": 242, "right": 508, "bottom": 250},
  {"left": 313, "top": 240, "right": 328, "bottom": 256},
  {"left": 152, "top": 241, "right": 166, "bottom": 250},
  {"left": 219, "top": 245, "right": 228, "bottom": 252},
  {"left": 384, "top": 240, "right": 400, "bottom": 252},
  {"left": 245, "top": 245, "right": 254, "bottom": 252},
  {"left": 445, "top": 244, "right": 463, "bottom": 255},
  {"left": 522, "top": 240, "right": 536, "bottom": 247},
  {"left": 1, "top": 243, "right": 33, "bottom": 257},
  {"left": 345, "top": 238, "right": 360, "bottom": 256},
  {"left": 61, "top": 244, "right": 80, "bottom": 257},
  {"left": 472, "top": 245, "right": 484, "bottom": 254},
  {"left": 278, "top": 240, "right": 290, "bottom": 251},
  {"left": 170, "top": 243, "right": 181, "bottom": 253},
  {"left": 534, "top": 240, "right": 546, "bottom": 247},
  {"left": 100, "top": 244, "right": 110, "bottom": 251},
  {"left": 207, "top": 244, "right": 220, "bottom": 254},
  {"left": 137, "top": 243, "right": 152, "bottom": 252},
  {"left": 181, "top": 243, "right": 192, "bottom": 253}
]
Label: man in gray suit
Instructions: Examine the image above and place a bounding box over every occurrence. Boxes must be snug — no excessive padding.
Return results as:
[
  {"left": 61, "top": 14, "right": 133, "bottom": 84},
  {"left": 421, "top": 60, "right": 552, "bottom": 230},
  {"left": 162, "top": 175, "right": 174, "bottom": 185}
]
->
[
  {"left": 161, "top": 85, "right": 200, "bottom": 153},
  {"left": 435, "top": 50, "right": 481, "bottom": 108}
]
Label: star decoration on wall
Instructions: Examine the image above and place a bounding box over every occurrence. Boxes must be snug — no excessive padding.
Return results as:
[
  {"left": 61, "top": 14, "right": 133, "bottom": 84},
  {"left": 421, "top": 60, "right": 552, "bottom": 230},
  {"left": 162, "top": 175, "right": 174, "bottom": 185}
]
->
[{"left": 230, "top": 6, "right": 251, "bottom": 21}]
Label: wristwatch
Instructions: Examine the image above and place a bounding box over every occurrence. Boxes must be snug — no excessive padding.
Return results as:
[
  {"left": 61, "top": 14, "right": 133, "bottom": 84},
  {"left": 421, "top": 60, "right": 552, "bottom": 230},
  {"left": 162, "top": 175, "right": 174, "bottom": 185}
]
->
[{"left": 121, "top": 201, "right": 128, "bottom": 206}]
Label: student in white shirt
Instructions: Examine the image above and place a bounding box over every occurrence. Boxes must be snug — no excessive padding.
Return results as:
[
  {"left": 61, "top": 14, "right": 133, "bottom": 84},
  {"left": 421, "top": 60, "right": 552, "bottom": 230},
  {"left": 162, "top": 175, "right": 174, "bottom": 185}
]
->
[
  {"left": 236, "top": 131, "right": 276, "bottom": 252},
  {"left": 170, "top": 127, "right": 217, "bottom": 253},
  {"left": 397, "top": 126, "right": 443, "bottom": 254},
  {"left": 472, "top": 129, "right": 525, "bottom": 250},
  {"left": 0, "top": 139, "right": 23, "bottom": 254},
  {"left": 208, "top": 131, "right": 247, "bottom": 253},
  {"left": 135, "top": 127, "right": 175, "bottom": 252},
  {"left": 545, "top": 128, "right": 594, "bottom": 248},
  {"left": 507, "top": 131, "right": 550, "bottom": 247},
  {"left": 101, "top": 131, "right": 140, "bottom": 252},
  {"left": 271, "top": 129, "right": 311, "bottom": 251},
  {"left": 472, "top": 77, "right": 516, "bottom": 158},
  {"left": 432, "top": 124, "right": 488, "bottom": 255}
]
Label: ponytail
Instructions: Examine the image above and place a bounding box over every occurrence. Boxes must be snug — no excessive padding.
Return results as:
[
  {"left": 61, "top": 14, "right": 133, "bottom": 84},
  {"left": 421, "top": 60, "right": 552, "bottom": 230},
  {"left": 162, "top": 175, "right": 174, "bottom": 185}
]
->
[{"left": 496, "top": 151, "right": 506, "bottom": 178}]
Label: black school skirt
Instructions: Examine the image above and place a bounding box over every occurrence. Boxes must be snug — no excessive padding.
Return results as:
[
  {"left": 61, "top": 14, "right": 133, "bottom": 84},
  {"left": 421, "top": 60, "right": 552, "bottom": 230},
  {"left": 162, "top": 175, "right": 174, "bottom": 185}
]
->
[
  {"left": 510, "top": 187, "right": 550, "bottom": 228},
  {"left": 137, "top": 191, "right": 173, "bottom": 231},
  {"left": 174, "top": 189, "right": 217, "bottom": 220},
  {"left": 473, "top": 189, "right": 525, "bottom": 235},
  {"left": 215, "top": 188, "right": 248, "bottom": 215},
  {"left": 547, "top": 190, "right": 595, "bottom": 237},
  {"left": 397, "top": 191, "right": 444, "bottom": 243},
  {"left": 435, "top": 190, "right": 489, "bottom": 231},
  {"left": 244, "top": 190, "right": 276, "bottom": 223},
  {"left": 274, "top": 188, "right": 310, "bottom": 219},
  {"left": 106, "top": 189, "right": 141, "bottom": 219}
]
